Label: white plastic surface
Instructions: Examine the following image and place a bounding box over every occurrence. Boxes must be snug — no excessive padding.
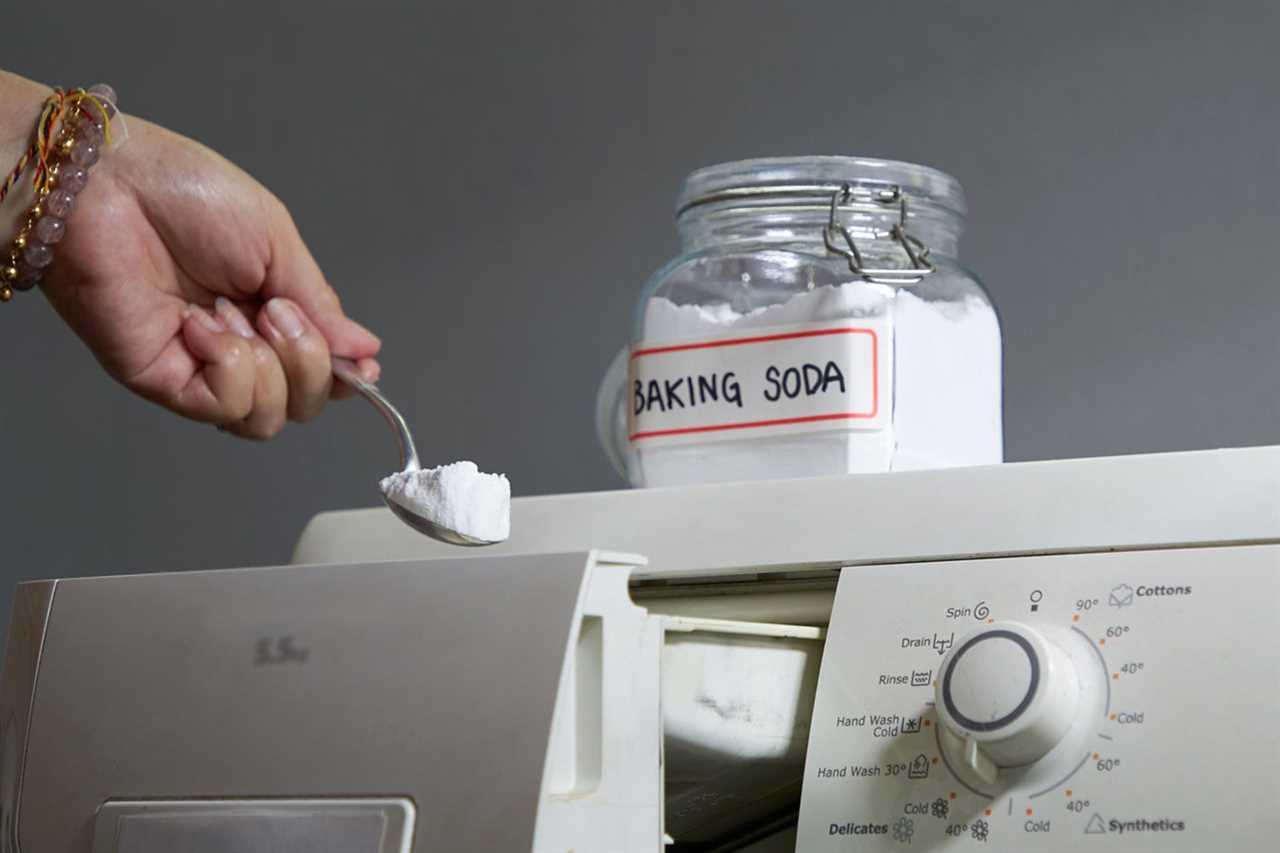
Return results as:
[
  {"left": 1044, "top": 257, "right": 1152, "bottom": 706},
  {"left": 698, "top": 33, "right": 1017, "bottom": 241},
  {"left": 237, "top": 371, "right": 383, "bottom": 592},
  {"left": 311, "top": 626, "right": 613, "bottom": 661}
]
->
[
  {"left": 533, "top": 553, "right": 663, "bottom": 851},
  {"left": 293, "top": 447, "right": 1280, "bottom": 581},
  {"left": 797, "top": 545, "right": 1280, "bottom": 851}
]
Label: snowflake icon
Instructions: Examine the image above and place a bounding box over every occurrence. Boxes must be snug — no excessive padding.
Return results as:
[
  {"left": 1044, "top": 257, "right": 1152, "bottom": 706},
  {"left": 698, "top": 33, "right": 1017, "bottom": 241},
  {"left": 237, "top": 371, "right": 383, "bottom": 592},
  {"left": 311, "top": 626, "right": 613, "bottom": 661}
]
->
[
  {"left": 892, "top": 816, "right": 915, "bottom": 844},
  {"left": 930, "top": 797, "right": 950, "bottom": 820},
  {"left": 971, "top": 818, "right": 989, "bottom": 842}
]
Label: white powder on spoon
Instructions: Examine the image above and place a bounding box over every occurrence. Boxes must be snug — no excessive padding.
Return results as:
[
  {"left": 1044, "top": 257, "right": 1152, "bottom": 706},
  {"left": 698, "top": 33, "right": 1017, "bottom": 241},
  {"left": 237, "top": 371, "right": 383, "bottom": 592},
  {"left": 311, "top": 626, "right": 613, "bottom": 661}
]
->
[{"left": 379, "top": 461, "right": 511, "bottom": 542}]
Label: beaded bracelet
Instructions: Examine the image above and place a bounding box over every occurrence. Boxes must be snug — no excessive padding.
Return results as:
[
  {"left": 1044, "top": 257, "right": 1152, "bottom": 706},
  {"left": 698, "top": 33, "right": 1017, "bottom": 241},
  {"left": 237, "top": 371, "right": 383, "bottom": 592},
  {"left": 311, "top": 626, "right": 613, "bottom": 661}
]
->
[{"left": 0, "top": 84, "right": 118, "bottom": 302}]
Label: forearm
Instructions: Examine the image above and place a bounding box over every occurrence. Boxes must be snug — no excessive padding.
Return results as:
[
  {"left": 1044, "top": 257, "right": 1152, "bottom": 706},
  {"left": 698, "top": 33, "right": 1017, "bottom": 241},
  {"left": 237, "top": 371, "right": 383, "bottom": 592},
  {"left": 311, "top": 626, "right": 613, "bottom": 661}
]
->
[{"left": 0, "top": 70, "right": 56, "bottom": 164}]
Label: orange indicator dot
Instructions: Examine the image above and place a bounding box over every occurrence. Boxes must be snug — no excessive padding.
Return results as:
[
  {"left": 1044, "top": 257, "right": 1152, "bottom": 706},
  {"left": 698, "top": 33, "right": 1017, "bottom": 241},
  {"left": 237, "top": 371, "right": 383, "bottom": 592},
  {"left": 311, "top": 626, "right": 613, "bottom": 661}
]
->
[
  {"left": 984, "top": 808, "right": 992, "bottom": 816},
  {"left": 1092, "top": 753, "right": 1100, "bottom": 760},
  {"left": 1072, "top": 614, "right": 1080, "bottom": 622},
  {"left": 932, "top": 757, "right": 940, "bottom": 765},
  {"left": 949, "top": 792, "right": 957, "bottom": 800},
  {"left": 1110, "top": 713, "right": 1117, "bottom": 721},
  {"left": 987, "top": 618, "right": 995, "bottom": 623},
  {"left": 1026, "top": 808, "right": 1034, "bottom": 816},
  {"left": 1099, "top": 639, "right": 1106, "bottom": 645},
  {"left": 1113, "top": 673, "right": 1120, "bottom": 680},
  {"left": 924, "top": 719, "right": 932, "bottom": 727},
  {"left": 1065, "top": 789, "right": 1073, "bottom": 797},
  {"left": 933, "top": 680, "right": 938, "bottom": 688}
]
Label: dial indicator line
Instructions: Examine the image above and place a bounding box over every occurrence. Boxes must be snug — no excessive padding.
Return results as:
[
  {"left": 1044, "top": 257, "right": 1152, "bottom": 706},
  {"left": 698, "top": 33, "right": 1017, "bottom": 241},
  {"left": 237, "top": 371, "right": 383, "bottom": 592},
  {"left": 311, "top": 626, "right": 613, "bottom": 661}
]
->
[
  {"left": 1071, "top": 625, "right": 1111, "bottom": 715},
  {"left": 933, "top": 721, "right": 998, "bottom": 799},
  {"left": 1098, "top": 733, "right": 1114, "bottom": 741},
  {"left": 1028, "top": 751, "right": 1093, "bottom": 799}
]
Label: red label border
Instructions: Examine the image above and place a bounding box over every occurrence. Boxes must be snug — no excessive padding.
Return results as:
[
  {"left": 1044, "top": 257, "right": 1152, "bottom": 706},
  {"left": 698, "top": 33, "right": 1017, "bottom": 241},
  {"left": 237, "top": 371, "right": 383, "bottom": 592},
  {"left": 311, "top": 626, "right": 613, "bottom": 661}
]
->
[{"left": 628, "top": 326, "right": 879, "bottom": 441}]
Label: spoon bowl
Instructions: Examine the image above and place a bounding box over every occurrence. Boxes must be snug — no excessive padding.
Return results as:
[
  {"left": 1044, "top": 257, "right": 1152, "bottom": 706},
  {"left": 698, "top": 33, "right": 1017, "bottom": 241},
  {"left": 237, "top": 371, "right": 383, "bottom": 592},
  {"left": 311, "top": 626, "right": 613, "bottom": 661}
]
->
[
  {"left": 383, "top": 499, "right": 496, "bottom": 547},
  {"left": 332, "top": 356, "right": 500, "bottom": 547}
]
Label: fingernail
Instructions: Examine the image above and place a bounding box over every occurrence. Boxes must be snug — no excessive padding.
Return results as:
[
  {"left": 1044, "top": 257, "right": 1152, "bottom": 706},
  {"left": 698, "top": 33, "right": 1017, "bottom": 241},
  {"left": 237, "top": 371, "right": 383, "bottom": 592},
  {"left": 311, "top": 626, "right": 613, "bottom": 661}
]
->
[
  {"left": 187, "top": 304, "right": 224, "bottom": 333},
  {"left": 266, "top": 298, "right": 304, "bottom": 339},
  {"left": 215, "top": 297, "right": 255, "bottom": 339}
]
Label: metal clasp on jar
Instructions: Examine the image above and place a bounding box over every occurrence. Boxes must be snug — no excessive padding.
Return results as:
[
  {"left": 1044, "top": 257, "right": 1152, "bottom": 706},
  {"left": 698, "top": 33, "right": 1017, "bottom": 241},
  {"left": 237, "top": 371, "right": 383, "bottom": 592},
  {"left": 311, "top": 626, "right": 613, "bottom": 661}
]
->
[{"left": 822, "top": 184, "right": 935, "bottom": 285}]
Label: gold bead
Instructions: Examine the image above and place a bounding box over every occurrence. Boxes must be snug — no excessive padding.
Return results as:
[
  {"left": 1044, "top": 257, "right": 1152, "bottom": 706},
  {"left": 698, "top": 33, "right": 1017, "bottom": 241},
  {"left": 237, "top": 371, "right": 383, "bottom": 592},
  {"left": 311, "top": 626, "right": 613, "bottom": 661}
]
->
[
  {"left": 30, "top": 204, "right": 42, "bottom": 219},
  {"left": 0, "top": 286, "right": 12, "bottom": 303},
  {"left": 2, "top": 266, "right": 16, "bottom": 282},
  {"left": 12, "top": 234, "right": 26, "bottom": 251},
  {"left": 59, "top": 136, "right": 75, "bottom": 155}
]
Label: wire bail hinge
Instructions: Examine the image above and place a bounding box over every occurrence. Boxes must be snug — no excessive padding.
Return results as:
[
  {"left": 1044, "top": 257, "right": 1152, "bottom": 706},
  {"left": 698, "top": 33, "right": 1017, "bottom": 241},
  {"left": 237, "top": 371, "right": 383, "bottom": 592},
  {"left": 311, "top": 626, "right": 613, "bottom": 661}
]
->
[{"left": 822, "top": 183, "right": 936, "bottom": 285}]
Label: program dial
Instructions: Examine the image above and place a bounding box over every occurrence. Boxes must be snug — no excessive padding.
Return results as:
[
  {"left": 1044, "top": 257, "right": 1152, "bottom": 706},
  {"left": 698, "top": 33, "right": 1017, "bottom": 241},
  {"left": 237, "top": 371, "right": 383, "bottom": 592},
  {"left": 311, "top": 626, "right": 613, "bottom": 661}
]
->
[{"left": 934, "top": 621, "right": 1081, "bottom": 783}]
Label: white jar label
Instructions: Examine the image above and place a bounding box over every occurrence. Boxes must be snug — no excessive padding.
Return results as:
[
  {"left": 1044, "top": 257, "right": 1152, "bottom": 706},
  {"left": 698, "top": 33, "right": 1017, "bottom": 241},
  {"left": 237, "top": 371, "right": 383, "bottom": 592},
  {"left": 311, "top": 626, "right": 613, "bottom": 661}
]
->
[{"left": 628, "top": 320, "right": 891, "bottom": 446}]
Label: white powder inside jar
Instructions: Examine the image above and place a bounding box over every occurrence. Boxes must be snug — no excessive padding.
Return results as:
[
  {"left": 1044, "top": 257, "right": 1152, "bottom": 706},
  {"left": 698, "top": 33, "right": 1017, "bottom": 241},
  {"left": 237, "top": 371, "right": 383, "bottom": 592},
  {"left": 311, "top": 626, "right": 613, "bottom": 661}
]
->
[
  {"left": 380, "top": 461, "right": 511, "bottom": 542},
  {"left": 634, "top": 284, "right": 1002, "bottom": 487}
]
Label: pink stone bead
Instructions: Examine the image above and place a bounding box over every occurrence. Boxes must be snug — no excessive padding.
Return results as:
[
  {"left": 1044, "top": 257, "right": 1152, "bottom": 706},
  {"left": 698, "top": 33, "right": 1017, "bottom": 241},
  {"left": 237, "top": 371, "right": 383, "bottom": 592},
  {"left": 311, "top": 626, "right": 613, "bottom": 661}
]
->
[
  {"left": 45, "top": 189, "right": 74, "bottom": 219},
  {"left": 70, "top": 139, "right": 99, "bottom": 168},
  {"left": 13, "top": 262, "right": 41, "bottom": 291},
  {"left": 23, "top": 241, "right": 53, "bottom": 269},
  {"left": 34, "top": 216, "right": 66, "bottom": 245},
  {"left": 87, "top": 83, "right": 118, "bottom": 115},
  {"left": 57, "top": 165, "right": 89, "bottom": 195},
  {"left": 76, "top": 119, "right": 104, "bottom": 146}
]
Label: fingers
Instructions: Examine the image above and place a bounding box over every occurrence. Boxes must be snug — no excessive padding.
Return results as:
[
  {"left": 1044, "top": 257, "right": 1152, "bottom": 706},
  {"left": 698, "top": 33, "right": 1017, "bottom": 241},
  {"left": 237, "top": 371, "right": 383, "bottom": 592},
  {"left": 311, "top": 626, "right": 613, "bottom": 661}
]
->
[
  {"left": 255, "top": 297, "right": 333, "bottom": 422},
  {"left": 215, "top": 297, "right": 287, "bottom": 440},
  {"left": 177, "top": 297, "right": 353, "bottom": 438},
  {"left": 262, "top": 202, "right": 382, "bottom": 362},
  {"left": 177, "top": 305, "right": 256, "bottom": 424}
]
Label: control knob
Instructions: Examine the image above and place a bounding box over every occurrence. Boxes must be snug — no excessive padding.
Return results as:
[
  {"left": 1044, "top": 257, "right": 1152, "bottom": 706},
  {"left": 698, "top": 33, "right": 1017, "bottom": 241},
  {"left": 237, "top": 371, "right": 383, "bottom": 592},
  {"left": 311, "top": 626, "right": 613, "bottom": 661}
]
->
[{"left": 934, "top": 621, "right": 1080, "bottom": 784}]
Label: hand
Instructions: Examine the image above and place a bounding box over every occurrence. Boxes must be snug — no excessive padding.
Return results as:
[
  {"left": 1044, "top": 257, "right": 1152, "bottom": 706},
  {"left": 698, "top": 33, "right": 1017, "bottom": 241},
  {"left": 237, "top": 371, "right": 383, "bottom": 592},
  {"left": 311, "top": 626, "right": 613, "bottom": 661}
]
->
[{"left": 34, "top": 110, "right": 382, "bottom": 439}]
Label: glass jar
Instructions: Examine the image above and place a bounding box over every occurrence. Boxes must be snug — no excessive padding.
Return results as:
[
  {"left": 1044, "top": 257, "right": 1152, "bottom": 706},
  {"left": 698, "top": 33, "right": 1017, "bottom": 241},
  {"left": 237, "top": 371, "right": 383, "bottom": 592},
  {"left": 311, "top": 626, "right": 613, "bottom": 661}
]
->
[{"left": 597, "top": 156, "right": 1002, "bottom": 488}]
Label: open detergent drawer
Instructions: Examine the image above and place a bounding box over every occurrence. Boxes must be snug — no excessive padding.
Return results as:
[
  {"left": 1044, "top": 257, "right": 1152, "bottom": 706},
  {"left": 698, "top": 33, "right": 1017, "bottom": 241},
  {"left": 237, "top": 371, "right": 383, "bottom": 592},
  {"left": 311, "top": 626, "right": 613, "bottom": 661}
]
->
[{"left": 659, "top": 615, "right": 824, "bottom": 846}]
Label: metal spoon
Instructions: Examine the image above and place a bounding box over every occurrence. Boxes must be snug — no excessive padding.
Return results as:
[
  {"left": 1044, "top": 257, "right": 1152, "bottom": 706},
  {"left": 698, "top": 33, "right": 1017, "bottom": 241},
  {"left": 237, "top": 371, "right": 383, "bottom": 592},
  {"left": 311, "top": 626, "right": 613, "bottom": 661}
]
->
[{"left": 331, "top": 356, "right": 497, "bottom": 546}]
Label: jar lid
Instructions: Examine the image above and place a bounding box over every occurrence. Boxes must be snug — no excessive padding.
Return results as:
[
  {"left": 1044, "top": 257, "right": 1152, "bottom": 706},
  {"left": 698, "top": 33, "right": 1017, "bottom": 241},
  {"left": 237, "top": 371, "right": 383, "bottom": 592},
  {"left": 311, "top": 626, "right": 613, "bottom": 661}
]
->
[{"left": 676, "top": 155, "right": 965, "bottom": 220}]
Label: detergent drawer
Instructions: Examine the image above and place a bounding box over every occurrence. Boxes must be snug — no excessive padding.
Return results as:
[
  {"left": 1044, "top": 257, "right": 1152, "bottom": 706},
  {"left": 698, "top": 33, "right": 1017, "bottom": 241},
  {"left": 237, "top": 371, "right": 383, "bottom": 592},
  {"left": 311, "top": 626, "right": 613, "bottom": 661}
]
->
[
  {"left": 660, "top": 615, "right": 824, "bottom": 845},
  {"left": 91, "top": 800, "right": 414, "bottom": 853}
]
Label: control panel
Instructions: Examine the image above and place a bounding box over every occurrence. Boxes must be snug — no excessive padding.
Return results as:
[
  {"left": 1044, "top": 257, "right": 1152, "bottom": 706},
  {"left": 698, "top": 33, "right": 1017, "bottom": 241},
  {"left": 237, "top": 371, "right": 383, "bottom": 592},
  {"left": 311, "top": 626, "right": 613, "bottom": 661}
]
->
[{"left": 796, "top": 545, "right": 1280, "bottom": 850}]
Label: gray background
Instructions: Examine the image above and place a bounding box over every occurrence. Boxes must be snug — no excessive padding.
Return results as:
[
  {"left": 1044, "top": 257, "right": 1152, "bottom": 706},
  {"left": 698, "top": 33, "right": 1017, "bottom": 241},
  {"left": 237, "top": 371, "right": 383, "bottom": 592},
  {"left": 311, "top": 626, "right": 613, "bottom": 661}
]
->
[{"left": 1, "top": 1, "right": 1278, "bottom": 622}]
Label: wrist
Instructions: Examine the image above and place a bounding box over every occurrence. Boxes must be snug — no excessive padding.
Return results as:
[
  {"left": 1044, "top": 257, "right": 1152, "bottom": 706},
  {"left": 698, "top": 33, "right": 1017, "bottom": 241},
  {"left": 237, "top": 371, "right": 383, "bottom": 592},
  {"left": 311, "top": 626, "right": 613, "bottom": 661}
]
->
[{"left": 0, "top": 72, "right": 54, "bottom": 240}]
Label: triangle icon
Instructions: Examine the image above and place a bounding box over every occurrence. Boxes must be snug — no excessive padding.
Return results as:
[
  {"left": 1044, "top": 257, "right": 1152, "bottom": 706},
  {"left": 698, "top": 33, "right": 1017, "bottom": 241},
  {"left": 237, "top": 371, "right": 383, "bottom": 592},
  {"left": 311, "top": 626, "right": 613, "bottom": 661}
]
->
[{"left": 1085, "top": 813, "right": 1106, "bottom": 834}]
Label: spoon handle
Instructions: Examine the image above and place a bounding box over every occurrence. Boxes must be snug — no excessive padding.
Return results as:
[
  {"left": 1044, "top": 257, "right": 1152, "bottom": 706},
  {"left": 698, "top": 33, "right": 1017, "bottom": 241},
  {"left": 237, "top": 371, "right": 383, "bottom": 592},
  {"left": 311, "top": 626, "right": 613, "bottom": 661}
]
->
[{"left": 332, "top": 356, "right": 420, "bottom": 472}]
